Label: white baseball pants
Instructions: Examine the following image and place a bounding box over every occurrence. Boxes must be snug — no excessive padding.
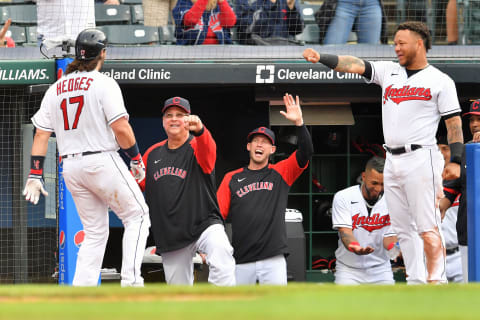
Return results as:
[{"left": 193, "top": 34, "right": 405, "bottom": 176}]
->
[
  {"left": 62, "top": 151, "right": 150, "bottom": 287},
  {"left": 235, "top": 254, "right": 287, "bottom": 285},
  {"left": 334, "top": 261, "right": 394, "bottom": 285},
  {"left": 384, "top": 147, "right": 447, "bottom": 284},
  {"left": 446, "top": 249, "right": 463, "bottom": 283},
  {"left": 460, "top": 245, "right": 468, "bottom": 283},
  {"left": 161, "top": 223, "right": 235, "bottom": 286}
]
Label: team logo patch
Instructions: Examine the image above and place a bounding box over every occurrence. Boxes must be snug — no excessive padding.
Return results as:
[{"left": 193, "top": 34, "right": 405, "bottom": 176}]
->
[
  {"left": 352, "top": 213, "right": 391, "bottom": 232},
  {"left": 383, "top": 85, "right": 432, "bottom": 104}
]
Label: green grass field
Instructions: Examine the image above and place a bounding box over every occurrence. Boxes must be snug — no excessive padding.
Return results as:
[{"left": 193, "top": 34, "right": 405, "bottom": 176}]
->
[{"left": 0, "top": 283, "right": 479, "bottom": 320}]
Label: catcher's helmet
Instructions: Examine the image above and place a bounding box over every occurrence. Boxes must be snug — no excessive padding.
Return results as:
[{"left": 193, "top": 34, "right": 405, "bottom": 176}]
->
[{"left": 75, "top": 29, "right": 107, "bottom": 61}]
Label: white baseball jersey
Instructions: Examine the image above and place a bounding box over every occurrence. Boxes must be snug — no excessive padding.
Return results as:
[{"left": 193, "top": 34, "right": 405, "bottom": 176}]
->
[
  {"left": 332, "top": 185, "right": 396, "bottom": 269},
  {"left": 37, "top": 0, "right": 95, "bottom": 42},
  {"left": 32, "top": 70, "right": 127, "bottom": 156},
  {"left": 32, "top": 68, "right": 150, "bottom": 287},
  {"left": 366, "top": 61, "right": 461, "bottom": 147},
  {"left": 443, "top": 195, "right": 460, "bottom": 250}
]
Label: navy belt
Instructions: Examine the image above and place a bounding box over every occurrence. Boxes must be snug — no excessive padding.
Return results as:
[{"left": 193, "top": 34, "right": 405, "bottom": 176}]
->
[
  {"left": 384, "top": 144, "right": 422, "bottom": 155},
  {"left": 61, "top": 151, "right": 102, "bottom": 159},
  {"left": 446, "top": 247, "right": 459, "bottom": 255}
]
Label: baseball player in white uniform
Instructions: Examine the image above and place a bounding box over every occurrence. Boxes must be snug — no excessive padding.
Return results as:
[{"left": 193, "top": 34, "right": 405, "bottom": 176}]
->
[
  {"left": 23, "top": 29, "right": 150, "bottom": 286},
  {"left": 442, "top": 195, "right": 463, "bottom": 283},
  {"left": 304, "top": 21, "right": 464, "bottom": 284},
  {"left": 332, "top": 156, "right": 398, "bottom": 284},
  {"left": 437, "top": 139, "right": 463, "bottom": 283}
]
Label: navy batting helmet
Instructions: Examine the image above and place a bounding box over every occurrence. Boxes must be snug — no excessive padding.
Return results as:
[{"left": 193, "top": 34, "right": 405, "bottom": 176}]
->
[{"left": 75, "top": 29, "right": 107, "bottom": 61}]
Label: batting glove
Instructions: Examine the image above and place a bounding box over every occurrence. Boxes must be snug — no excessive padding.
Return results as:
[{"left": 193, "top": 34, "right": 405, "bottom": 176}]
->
[
  {"left": 130, "top": 158, "right": 146, "bottom": 183},
  {"left": 23, "top": 174, "right": 49, "bottom": 205}
]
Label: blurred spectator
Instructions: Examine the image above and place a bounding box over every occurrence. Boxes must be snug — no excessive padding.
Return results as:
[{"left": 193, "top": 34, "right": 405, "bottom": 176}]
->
[
  {"left": 322, "top": 0, "right": 382, "bottom": 44},
  {"left": 235, "top": 0, "right": 303, "bottom": 45},
  {"left": 143, "top": 0, "right": 177, "bottom": 26},
  {"left": 0, "top": 18, "right": 15, "bottom": 48},
  {"left": 37, "top": 0, "right": 95, "bottom": 45},
  {"left": 446, "top": 0, "right": 458, "bottom": 44},
  {"left": 173, "top": 0, "right": 236, "bottom": 45}
]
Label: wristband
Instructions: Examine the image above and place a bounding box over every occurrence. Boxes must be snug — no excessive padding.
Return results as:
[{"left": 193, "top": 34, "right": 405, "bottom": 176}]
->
[
  {"left": 30, "top": 155, "right": 45, "bottom": 176},
  {"left": 387, "top": 242, "right": 395, "bottom": 251},
  {"left": 123, "top": 143, "right": 141, "bottom": 160},
  {"left": 348, "top": 241, "right": 360, "bottom": 252},
  {"left": 319, "top": 54, "right": 339, "bottom": 69},
  {"left": 192, "top": 126, "right": 205, "bottom": 137},
  {"left": 449, "top": 142, "right": 463, "bottom": 165}
]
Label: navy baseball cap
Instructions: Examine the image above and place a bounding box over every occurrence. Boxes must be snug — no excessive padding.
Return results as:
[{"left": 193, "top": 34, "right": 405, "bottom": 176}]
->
[
  {"left": 162, "top": 97, "right": 191, "bottom": 114},
  {"left": 463, "top": 99, "right": 480, "bottom": 117},
  {"left": 247, "top": 127, "right": 275, "bottom": 145}
]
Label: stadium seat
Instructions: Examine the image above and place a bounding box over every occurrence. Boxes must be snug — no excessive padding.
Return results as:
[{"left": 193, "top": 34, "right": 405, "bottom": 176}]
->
[
  {"left": 347, "top": 31, "right": 357, "bottom": 43},
  {"left": 4, "top": 25, "right": 26, "bottom": 45},
  {"left": 95, "top": 4, "right": 131, "bottom": 25},
  {"left": 299, "top": 3, "right": 320, "bottom": 24},
  {"left": 295, "top": 23, "right": 319, "bottom": 44},
  {"left": 120, "top": 0, "right": 142, "bottom": 4},
  {"left": 99, "top": 25, "right": 160, "bottom": 45},
  {"left": 159, "top": 25, "right": 176, "bottom": 44},
  {"left": 25, "top": 25, "right": 36, "bottom": 44},
  {"left": 130, "top": 4, "right": 144, "bottom": 24},
  {"left": 0, "top": 4, "right": 37, "bottom": 26}
]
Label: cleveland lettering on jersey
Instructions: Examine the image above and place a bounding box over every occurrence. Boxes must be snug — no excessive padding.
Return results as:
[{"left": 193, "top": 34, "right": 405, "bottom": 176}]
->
[
  {"left": 351, "top": 213, "right": 391, "bottom": 232},
  {"left": 153, "top": 166, "right": 187, "bottom": 180},
  {"left": 57, "top": 76, "right": 94, "bottom": 96},
  {"left": 383, "top": 85, "right": 432, "bottom": 105},
  {"left": 235, "top": 181, "right": 274, "bottom": 198}
]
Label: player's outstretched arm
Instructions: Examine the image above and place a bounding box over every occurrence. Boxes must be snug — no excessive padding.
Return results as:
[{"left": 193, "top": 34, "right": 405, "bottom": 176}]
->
[
  {"left": 338, "top": 227, "right": 374, "bottom": 255},
  {"left": 185, "top": 115, "right": 217, "bottom": 174},
  {"left": 281, "top": 93, "right": 303, "bottom": 126},
  {"left": 302, "top": 48, "right": 366, "bottom": 75},
  {"left": 281, "top": 93, "right": 313, "bottom": 168},
  {"left": 23, "top": 129, "right": 51, "bottom": 205}
]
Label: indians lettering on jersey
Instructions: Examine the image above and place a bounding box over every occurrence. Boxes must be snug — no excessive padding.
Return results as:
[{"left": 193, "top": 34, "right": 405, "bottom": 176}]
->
[
  {"left": 352, "top": 213, "right": 391, "bottom": 232},
  {"left": 236, "top": 181, "right": 274, "bottom": 198},
  {"left": 153, "top": 166, "right": 187, "bottom": 180},
  {"left": 383, "top": 85, "right": 432, "bottom": 105},
  {"left": 56, "top": 77, "right": 94, "bottom": 96}
]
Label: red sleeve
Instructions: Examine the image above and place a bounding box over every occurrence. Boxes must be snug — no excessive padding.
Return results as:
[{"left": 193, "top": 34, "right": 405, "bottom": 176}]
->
[
  {"left": 183, "top": 0, "right": 208, "bottom": 26},
  {"left": 190, "top": 127, "right": 216, "bottom": 174},
  {"left": 138, "top": 140, "right": 167, "bottom": 191},
  {"left": 444, "top": 186, "right": 461, "bottom": 196},
  {"left": 217, "top": 171, "right": 234, "bottom": 219},
  {"left": 218, "top": 0, "right": 236, "bottom": 27},
  {"left": 271, "top": 150, "right": 308, "bottom": 186}
]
